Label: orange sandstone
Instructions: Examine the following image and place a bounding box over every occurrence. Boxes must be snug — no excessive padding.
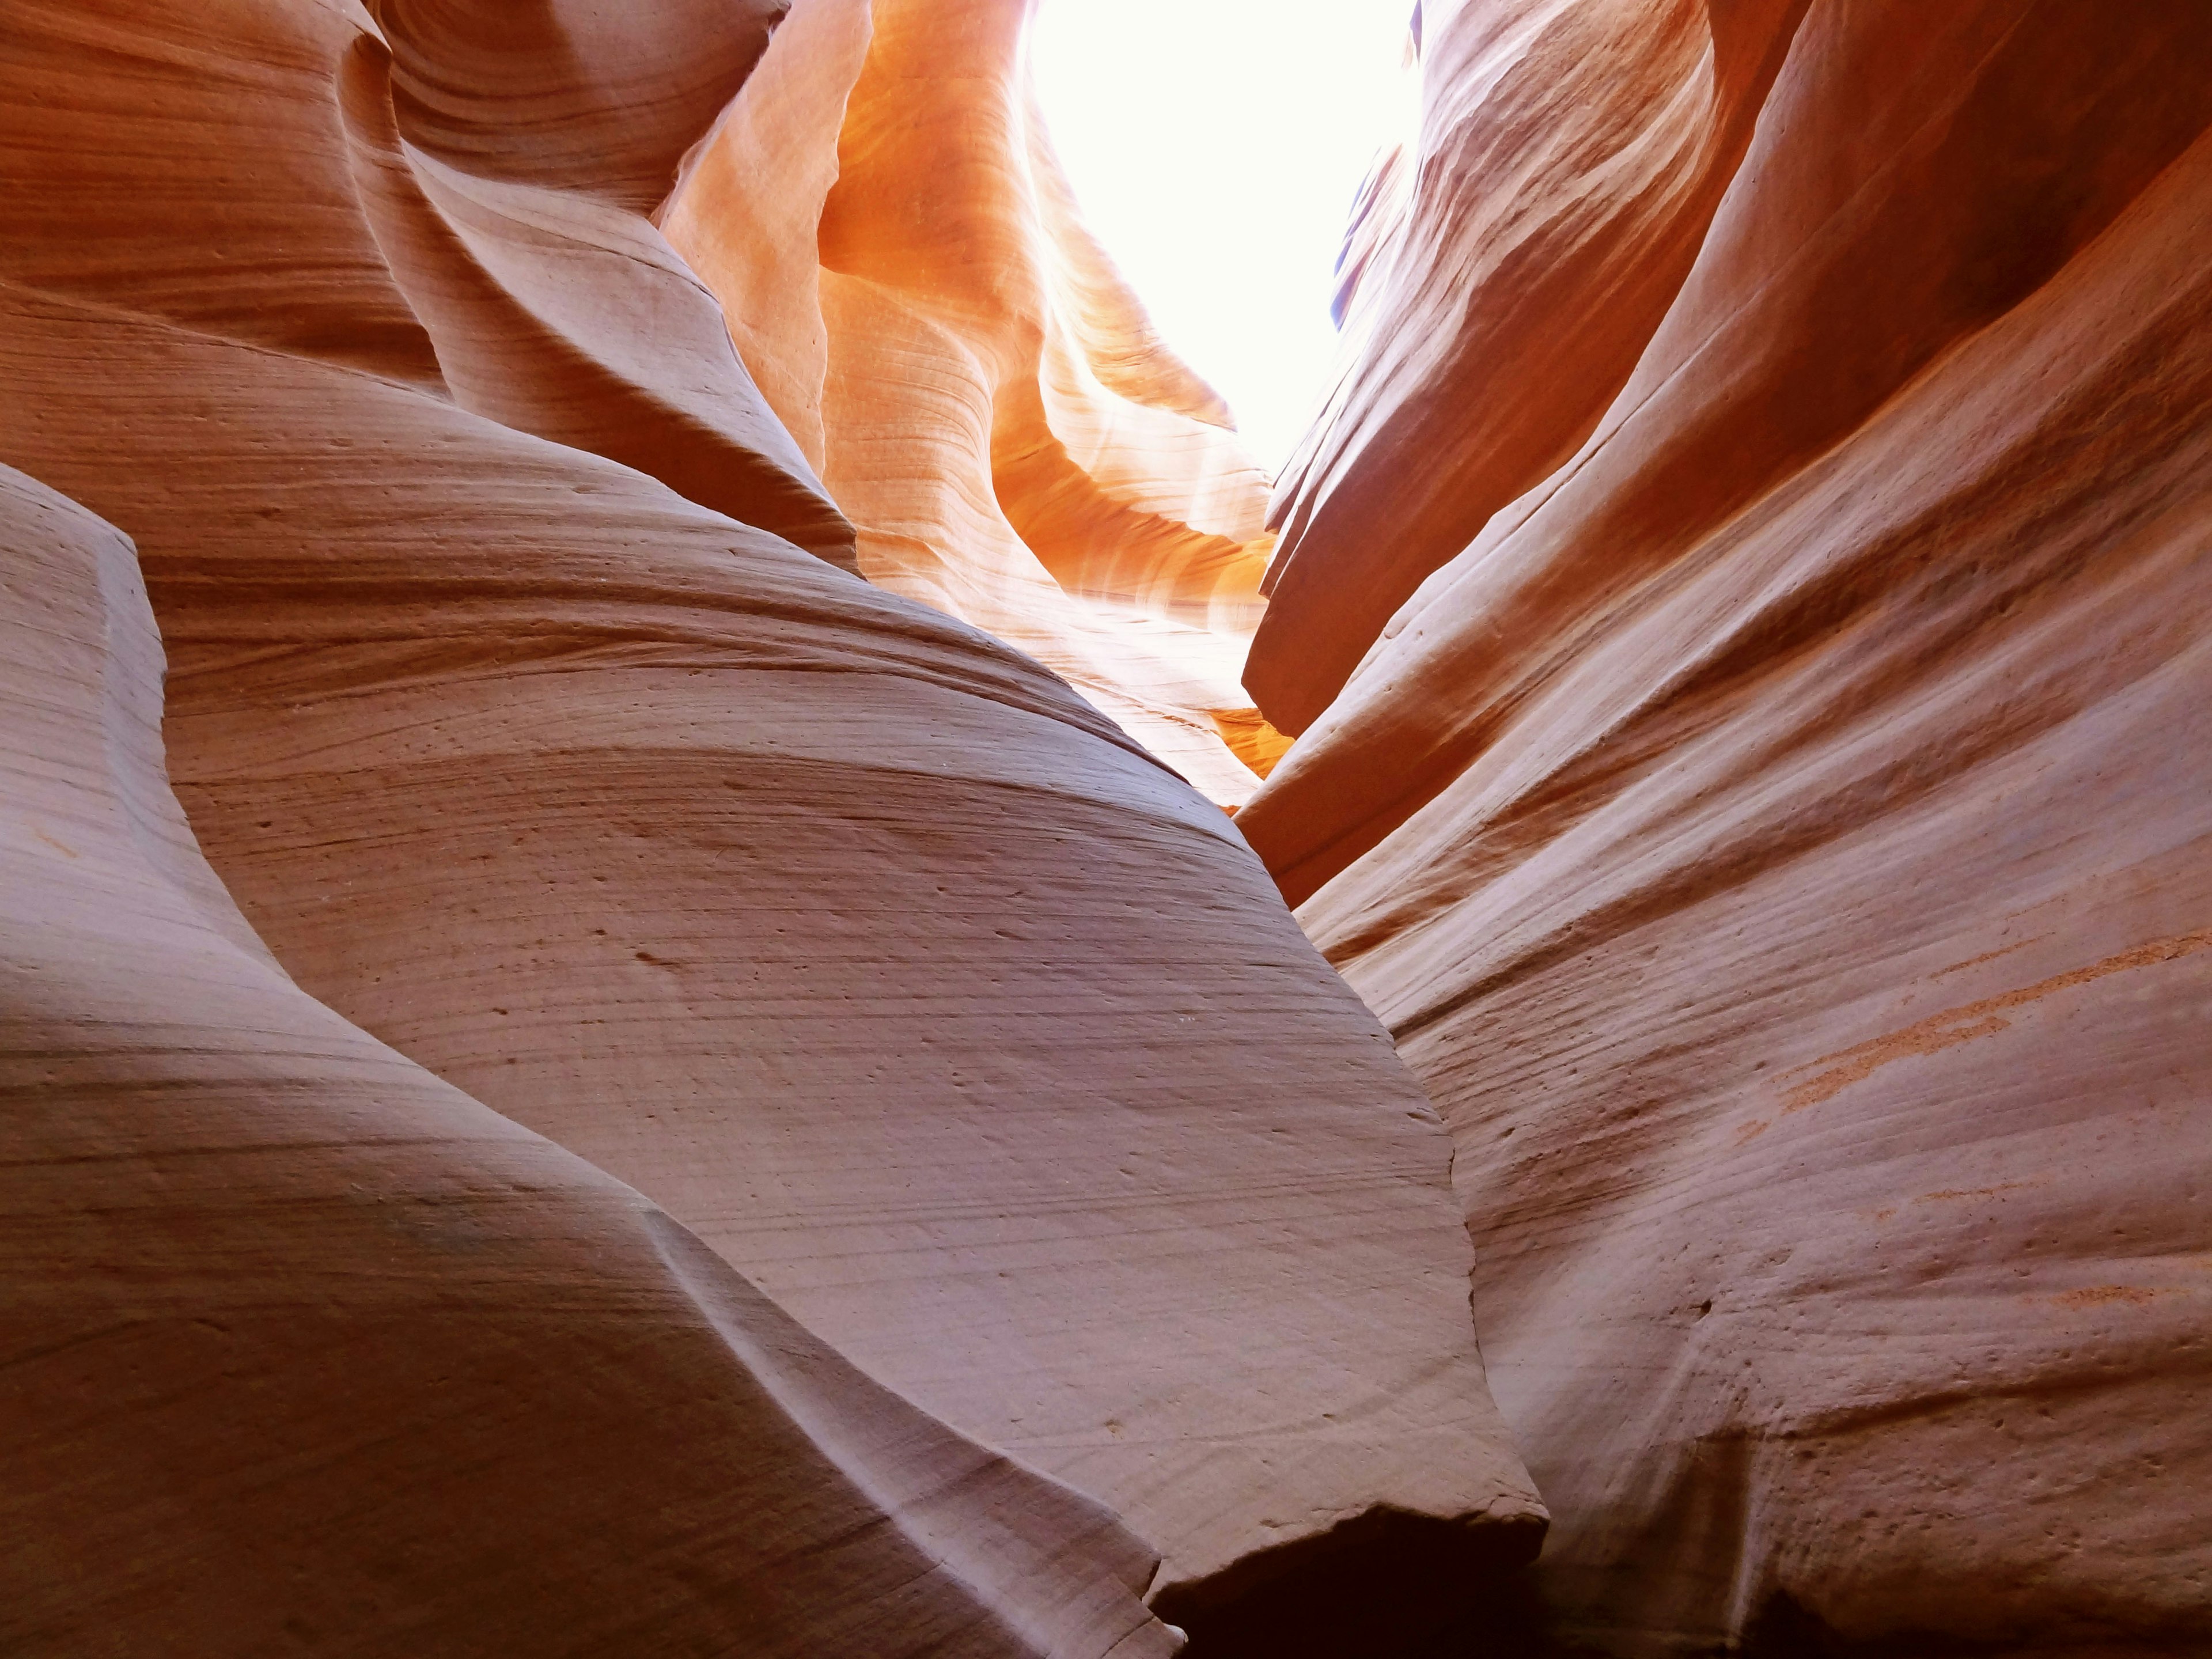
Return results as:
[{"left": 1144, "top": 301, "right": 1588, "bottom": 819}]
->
[
  {"left": 1244, "top": 1, "right": 2212, "bottom": 1649},
  {"left": 664, "top": 0, "right": 1290, "bottom": 802},
  {"left": 1249, "top": 0, "right": 1810, "bottom": 736}
]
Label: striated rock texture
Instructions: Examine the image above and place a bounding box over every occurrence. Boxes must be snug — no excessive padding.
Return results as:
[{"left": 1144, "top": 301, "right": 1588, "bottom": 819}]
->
[
  {"left": 662, "top": 0, "right": 1291, "bottom": 801},
  {"left": 1245, "top": 0, "right": 2212, "bottom": 1652},
  {"left": 0, "top": 0, "right": 1537, "bottom": 1650},
  {"left": 1252, "top": 0, "right": 1811, "bottom": 736},
  {"left": 338, "top": 0, "right": 859, "bottom": 570},
  {"left": 0, "top": 460, "right": 1177, "bottom": 1657}
]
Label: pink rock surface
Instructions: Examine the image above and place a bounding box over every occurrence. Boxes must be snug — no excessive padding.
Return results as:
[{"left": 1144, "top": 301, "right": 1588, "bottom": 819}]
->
[
  {"left": 0, "top": 0, "right": 1539, "bottom": 1647},
  {"left": 1245, "top": 1, "right": 2212, "bottom": 1649},
  {"left": 0, "top": 460, "right": 1176, "bottom": 1657}
]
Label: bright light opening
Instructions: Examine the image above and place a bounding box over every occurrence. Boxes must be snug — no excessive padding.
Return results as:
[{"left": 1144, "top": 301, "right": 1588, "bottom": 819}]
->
[{"left": 1029, "top": 0, "right": 1422, "bottom": 474}]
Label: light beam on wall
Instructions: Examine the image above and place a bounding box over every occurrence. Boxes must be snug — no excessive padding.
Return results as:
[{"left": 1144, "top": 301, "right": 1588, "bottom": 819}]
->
[{"left": 1028, "top": 0, "right": 1421, "bottom": 473}]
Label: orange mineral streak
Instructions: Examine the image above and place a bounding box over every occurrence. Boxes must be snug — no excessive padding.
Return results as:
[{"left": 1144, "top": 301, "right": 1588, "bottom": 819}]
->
[
  {"left": 0, "top": 0, "right": 1541, "bottom": 1649},
  {"left": 1244, "top": 0, "right": 2212, "bottom": 1649},
  {"left": 1779, "top": 927, "right": 2212, "bottom": 1112},
  {"left": 664, "top": 0, "right": 1282, "bottom": 807}
]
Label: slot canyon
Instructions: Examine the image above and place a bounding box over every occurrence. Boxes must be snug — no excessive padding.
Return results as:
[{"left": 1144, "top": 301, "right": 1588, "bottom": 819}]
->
[{"left": 3, "top": 0, "right": 2207, "bottom": 1653}]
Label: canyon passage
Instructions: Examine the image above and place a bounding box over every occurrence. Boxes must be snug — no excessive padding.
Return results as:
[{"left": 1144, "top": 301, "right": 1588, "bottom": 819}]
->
[{"left": 2, "top": 2, "right": 2208, "bottom": 1656}]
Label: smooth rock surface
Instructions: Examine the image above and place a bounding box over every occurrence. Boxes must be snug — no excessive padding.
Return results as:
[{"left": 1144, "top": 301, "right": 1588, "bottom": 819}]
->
[
  {"left": 1245, "top": 1, "right": 2212, "bottom": 1650},
  {"left": 0, "top": 0, "right": 1540, "bottom": 1645},
  {"left": 347, "top": 0, "right": 857, "bottom": 567},
  {"left": 0, "top": 460, "right": 1177, "bottom": 1658},
  {"left": 1249, "top": 0, "right": 1809, "bottom": 736}
]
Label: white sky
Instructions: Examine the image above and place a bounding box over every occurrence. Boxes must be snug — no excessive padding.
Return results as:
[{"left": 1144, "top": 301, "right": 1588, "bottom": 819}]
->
[{"left": 1029, "top": 0, "right": 1422, "bottom": 474}]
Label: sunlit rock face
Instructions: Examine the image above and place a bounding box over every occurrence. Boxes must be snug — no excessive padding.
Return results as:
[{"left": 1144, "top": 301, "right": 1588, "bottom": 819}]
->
[
  {"left": 1245, "top": 0, "right": 2212, "bottom": 1650},
  {"left": 0, "top": 0, "right": 1539, "bottom": 1651},
  {"left": 1254, "top": 0, "right": 1810, "bottom": 738},
  {"left": 664, "top": 0, "right": 1291, "bottom": 802},
  {"left": 22, "top": 0, "right": 2206, "bottom": 1649}
]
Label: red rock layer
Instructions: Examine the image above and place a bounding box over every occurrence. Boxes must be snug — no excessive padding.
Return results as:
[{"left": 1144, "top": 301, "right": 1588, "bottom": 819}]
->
[
  {"left": 0, "top": 0, "right": 1539, "bottom": 1647},
  {"left": 0, "top": 461, "right": 1175, "bottom": 1657},
  {"left": 1244, "top": 1, "right": 2212, "bottom": 1650},
  {"left": 663, "top": 0, "right": 1291, "bottom": 803}
]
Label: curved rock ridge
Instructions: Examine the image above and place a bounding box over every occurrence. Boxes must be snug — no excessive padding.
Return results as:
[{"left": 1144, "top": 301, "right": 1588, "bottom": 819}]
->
[
  {"left": 1251, "top": 0, "right": 1811, "bottom": 736},
  {"left": 345, "top": 0, "right": 858, "bottom": 567},
  {"left": 0, "top": 461, "right": 1178, "bottom": 1658},
  {"left": 662, "top": 0, "right": 1292, "bottom": 803},
  {"left": 0, "top": 0, "right": 1541, "bottom": 1647},
  {"left": 1245, "top": 0, "right": 2212, "bottom": 1650}
]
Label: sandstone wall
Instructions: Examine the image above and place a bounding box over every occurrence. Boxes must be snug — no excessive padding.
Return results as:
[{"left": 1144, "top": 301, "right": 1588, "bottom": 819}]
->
[
  {"left": 0, "top": 459, "right": 1176, "bottom": 1657},
  {"left": 1245, "top": 2, "right": 2212, "bottom": 1650},
  {"left": 664, "top": 0, "right": 1292, "bottom": 800},
  {"left": 13, "top": 0, "right": 2203, "bottom": 1649},
  {"left": 0, "top": 1, "right": 1537, "bottom": 1650}
]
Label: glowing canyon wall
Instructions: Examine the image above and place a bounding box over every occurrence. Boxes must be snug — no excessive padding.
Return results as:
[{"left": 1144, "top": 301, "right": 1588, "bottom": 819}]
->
[
  {"left": 3, "top": 0, "right": 2209, "bottom": 1655},
  {"left": 661, "top": 0, "right": 1290, "bottom": 799},
  {"left": 1247, "top": 0, "right": 2212, "bottom": 1651}
]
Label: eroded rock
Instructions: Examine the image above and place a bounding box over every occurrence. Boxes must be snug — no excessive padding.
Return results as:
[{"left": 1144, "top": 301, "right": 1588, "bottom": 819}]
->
[
  {"left": 0, "top": 460, "right": 1176, "bottom": 1657},
  {"left": 1245, "top": 2, "right": 2212, "bottom": 1649},
  {"left": 0, "top": 0, "right": 1541, "bottom": 1645}
]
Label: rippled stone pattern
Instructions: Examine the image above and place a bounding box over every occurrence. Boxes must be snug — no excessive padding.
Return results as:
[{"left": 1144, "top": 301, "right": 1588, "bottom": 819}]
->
[
  {"left": 0, "top": 1, "right": 1539, "bottom": 1651},
  {"left": 1245, "top": 1, "right": 2212, "bottom": 1650}
]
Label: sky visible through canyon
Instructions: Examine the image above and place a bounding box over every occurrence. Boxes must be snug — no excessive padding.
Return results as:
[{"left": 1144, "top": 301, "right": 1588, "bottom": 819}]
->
[{"left": 1029, "top": 0, "right": 1421, "bottom": 472}]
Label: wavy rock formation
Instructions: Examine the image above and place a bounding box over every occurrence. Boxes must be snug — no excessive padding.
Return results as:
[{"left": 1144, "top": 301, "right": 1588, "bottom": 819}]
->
[
  {"left": 35, "top": 0, "right": 2208, "bottom": 1647},
  {"left": 1251, "top": 0, "right": 1810, "bottom": 736},
  {"left": 663, "top": 0, "right": 1291, "bottom": 801},
  {"left": 0, "top": 460, "right": 1176, "bottom": 1657},
  {"left": 340, "top": 0, "right": 858, "bottom": 569},
  {"left": 0, "top": 0, "right": 1538, "bottom": 1650},
  {"left": 1244, "top": 0, "right": 2212, "bottom": 1650}
]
